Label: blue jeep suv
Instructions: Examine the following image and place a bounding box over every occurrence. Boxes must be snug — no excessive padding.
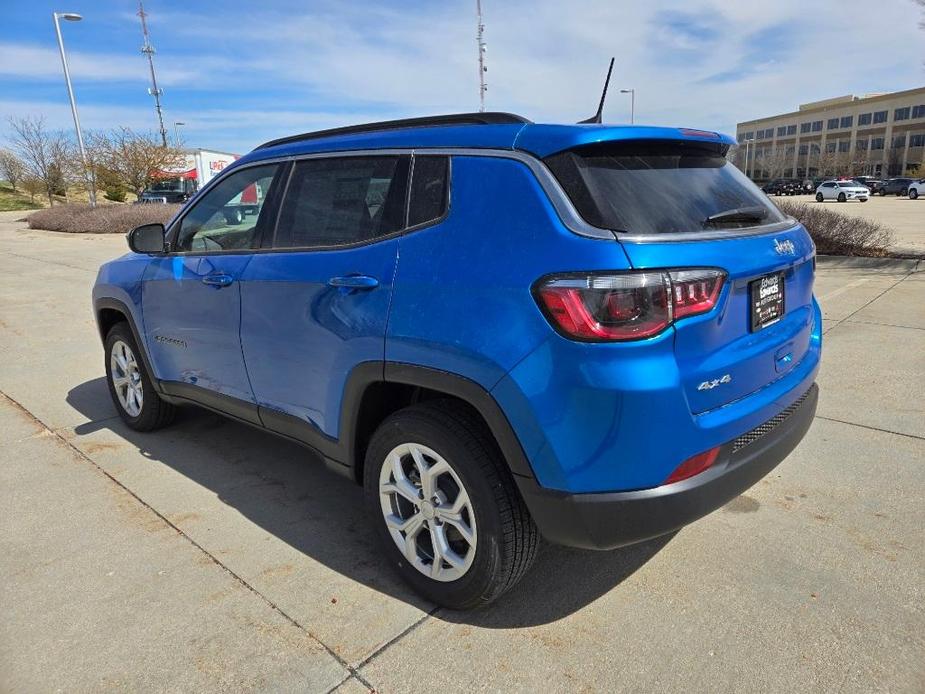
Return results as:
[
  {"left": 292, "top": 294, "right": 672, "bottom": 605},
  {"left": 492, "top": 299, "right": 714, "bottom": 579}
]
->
[{"left": 93, "top": 113, "right": 821, "bottom": 609}]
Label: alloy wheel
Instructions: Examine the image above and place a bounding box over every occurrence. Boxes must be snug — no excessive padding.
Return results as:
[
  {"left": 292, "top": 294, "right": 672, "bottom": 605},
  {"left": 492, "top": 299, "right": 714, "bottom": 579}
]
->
[
  {"left": 110, "top": 340, "right": 143, "bottom": 417},
  {"left": 378, "top": 442, "right": 477, "bottom": 582}
]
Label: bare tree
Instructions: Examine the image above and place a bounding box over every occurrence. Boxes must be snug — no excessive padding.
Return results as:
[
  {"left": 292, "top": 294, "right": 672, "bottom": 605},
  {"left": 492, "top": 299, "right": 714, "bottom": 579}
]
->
[
  {"left": 7, "top": 116, "right": 73, "bottom": 205},
  {"left": 21, "top": 177, "right": 45, "bottom": 203},
  {"left": 0, "top": 149, "right": 27, "bottom": 190},
  {"left": 94, "top": 128, "right": 186, "bottom": 198},
  {"left": 763, "top": 147, "right": 794, "bottom": 180}
]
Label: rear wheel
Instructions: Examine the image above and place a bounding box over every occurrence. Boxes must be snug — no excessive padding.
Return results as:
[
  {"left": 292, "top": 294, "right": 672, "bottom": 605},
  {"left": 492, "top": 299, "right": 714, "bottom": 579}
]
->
[
  {"left": 880, "top": 190, "right": 887, "bottom": 196},
  {"left": 224, "top": 207, "right": 243, "bottom": 225},
  {"left": 899, "top": 188, "right": 908, "bottom": 197},
  {"left": 364, "top": 400, "right": 538, "bottom": 609},
  {"left": 104, "top": 323, "right": 175, "bottom": 431},
  {"left": 815, "top": 193, "right": 824, "bottom": 202},
  {"left": 837, "top": 192, "right": 847, "bottom": 202}
]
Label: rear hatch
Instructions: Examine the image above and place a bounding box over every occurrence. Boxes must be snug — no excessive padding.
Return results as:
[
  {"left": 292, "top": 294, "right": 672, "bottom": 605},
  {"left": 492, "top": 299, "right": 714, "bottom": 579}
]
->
[{"left": 544, "top": 139, "right": 816, "bottom": 413}]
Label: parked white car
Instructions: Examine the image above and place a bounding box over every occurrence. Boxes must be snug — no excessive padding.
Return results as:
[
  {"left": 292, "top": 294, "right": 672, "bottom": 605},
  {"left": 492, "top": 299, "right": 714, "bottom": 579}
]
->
[
  {"left": 908, "top": 179, "right": 924, "bottom": 200},
  {"left": 815, "top": 180, "right": 869, "bottom": 202}
]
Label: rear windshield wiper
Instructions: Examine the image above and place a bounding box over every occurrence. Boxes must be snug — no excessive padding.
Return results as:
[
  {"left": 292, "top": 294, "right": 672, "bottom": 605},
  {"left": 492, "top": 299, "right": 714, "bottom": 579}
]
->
[{"left": 704, "top": 206, "right": 769, "bottom": 226}]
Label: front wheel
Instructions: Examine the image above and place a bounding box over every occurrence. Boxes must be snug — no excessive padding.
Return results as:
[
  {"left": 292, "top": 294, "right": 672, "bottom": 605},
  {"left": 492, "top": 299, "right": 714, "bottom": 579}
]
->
[
  {"left": 815, "top": 193, "right": 824, "bottom": 202},
  {"left": 364, "top": 401, "right": 538, "bottom": 609},
  {"left": 910, "top": 189, "right": 919, "bottom": 200},
  {"left": 104, "top": 323, "right": 175, "bottom": 431}
]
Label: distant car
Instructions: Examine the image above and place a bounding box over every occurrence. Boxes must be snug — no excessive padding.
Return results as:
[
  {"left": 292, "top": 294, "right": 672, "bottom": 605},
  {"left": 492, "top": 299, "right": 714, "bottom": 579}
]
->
[
  {"left": 815, "top": 180, "right": 869, "bottom": 202},
  {"left": 800, "top": 179, "right": 816, "bottom": 194},
  {"left": 908, "top": 179, "right": 924, "bottom": 200},
  {"left": 763, "top": 178, "right": 801, "bottom": 196},
  {"left": 852, "top": 176, "right": 882, "bottom": 195},
  {"left": 879, "top": 178, "right": 914, "bottom": 196}
]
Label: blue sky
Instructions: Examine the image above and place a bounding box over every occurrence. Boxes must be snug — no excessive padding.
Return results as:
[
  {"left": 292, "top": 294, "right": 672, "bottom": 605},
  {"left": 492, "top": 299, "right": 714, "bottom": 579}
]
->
[{"left": 1, "top": 0, "right": 923, "bottom": 154}]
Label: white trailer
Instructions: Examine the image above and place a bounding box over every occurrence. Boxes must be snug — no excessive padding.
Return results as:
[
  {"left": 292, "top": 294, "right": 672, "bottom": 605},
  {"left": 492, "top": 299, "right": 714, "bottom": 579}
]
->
[{"left": 141, "top": 148, "right": 239, "bottom": 203}]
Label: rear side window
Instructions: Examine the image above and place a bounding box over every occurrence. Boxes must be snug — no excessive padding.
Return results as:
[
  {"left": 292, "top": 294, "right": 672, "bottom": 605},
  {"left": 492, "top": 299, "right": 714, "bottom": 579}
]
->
[
  {"left": 545, "top": 141, "right": 786, "bottom": 235},
  {"left": 274, "top": 156, "right": 409, "bottom": 248},
  {"left": 408, "top": 156, "right": 449, "bottom": 227}
]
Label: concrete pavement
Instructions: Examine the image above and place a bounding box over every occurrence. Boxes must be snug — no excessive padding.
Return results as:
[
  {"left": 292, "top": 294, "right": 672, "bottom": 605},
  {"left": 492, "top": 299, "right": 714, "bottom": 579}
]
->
[{"left": 1, "top": 214, "right": 923, "bottom": 692}]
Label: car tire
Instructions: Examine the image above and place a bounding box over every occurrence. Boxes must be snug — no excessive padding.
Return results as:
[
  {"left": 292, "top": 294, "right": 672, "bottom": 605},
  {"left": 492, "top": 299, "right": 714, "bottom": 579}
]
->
[
  {"left": 899, "top": 189, "right": 907, "bottom": 197},
  {"left": 860, "top": 197, "right": 868, "bottom": 202},
  {"left": 837, "top": 193, "right": 847, "bottom": 202},
  {"left": 910, "top": 189, "right": 919, "bottom": 200},
  {"left": 224, "top": 208, "right": 243, "bottom": 225},
  {"left": 363, "top": 400, "right": 539, "bottom": 609},
  {"left": 815, "top": 193, "right": 824, "bottom": 202},
  {"left": 880, "top": 190, "right": 886, "bottom": 196},
  {"left": 104, "top": 322, "right": 175, "bottom": 431}
]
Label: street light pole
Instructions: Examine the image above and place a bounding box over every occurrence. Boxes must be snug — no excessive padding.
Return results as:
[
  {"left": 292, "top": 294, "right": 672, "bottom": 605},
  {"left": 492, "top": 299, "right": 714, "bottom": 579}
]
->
[
  {"left": 173, "top": 121, "right": 185, "bottom": 147},
  {"left": 619, "top": 88, "right": 635, "bottom": 124},
  {"left": 53, "top": 11, "right": 96, "bottom": 206},
  {"left": 745, "top": 137, "right": 754, "bottom": 179}
]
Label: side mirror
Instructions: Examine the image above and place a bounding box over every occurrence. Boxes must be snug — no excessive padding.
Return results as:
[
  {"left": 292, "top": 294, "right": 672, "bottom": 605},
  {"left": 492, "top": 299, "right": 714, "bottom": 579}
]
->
[{"left": 127, "top": 223, "right": 166, "bottom": 254}]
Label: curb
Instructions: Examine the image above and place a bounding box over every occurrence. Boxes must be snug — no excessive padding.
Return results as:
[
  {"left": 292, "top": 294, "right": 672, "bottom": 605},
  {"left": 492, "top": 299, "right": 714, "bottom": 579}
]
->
[{"left": 816, "top": 255, "right": 922, "bottom": 273}]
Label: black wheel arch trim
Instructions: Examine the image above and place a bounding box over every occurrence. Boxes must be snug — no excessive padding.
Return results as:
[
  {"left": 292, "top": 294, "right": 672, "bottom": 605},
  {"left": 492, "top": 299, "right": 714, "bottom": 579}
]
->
[
  {"left": 380, "top": 363, "right": 534, "bottom": 479},
  {"left": 94, "top": 297, "right": 164, "bottom": 395}
]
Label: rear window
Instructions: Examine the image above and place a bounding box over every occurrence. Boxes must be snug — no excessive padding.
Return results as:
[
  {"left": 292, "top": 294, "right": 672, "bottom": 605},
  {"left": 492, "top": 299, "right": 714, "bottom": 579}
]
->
[{"left": 544, "top": 141, "right": 786, "bottom": 235}]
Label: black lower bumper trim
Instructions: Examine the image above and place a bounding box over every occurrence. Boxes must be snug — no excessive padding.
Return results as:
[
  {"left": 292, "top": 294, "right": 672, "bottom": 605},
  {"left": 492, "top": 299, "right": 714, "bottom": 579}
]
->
[{"left": 516, "top": 383, "right": 819, "bottom": 550}]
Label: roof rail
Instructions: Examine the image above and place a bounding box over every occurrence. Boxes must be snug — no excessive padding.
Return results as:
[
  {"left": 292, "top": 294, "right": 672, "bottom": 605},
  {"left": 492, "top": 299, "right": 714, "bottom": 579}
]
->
[{"left": 255, "top": 112, "right": 531, "bottom": 150}]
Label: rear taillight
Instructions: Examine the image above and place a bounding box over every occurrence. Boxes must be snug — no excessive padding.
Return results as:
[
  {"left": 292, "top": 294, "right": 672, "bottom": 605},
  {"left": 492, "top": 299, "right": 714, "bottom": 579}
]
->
[{"left": 534, "top": 269, "right": 725, "bottom": 342}]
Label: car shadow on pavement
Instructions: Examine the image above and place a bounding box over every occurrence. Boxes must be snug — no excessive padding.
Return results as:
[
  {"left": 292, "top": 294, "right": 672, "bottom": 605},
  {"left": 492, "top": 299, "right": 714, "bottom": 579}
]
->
[{"left": 67, "top": 377, "right": 671, "bottom": 628}]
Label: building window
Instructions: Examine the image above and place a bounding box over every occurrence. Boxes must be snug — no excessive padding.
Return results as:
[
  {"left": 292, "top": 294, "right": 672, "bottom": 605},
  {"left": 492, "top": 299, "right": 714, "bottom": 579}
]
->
[
  {"left": 839, "top": 115, "right": 853, "bottom": 128},
  {"left": 838, "top": 141, "right": 850, "bottom": 153},
  {"left": 892, "top": 134, "right": 906, "bottom": 148},
  {"left": 910, "top": 134, "right": 925, "bottom": 147},
  {"left": 800, "top": 122, "right": 811, "bottom": 134},
  {"left": 825, "top": 142, "right": 836, "bottom": 153},
  {"left": 912, "top": 105, "right": 925, "bottom": 119},
  {"left": 777, "top": 126, "right": 787, "bottom": 137},
  {"left": 786, "top": 146, "right": 795, "bottom": 155},
  {"left": 798, "top": 144, "right": 809, "bottom": 155},
  {"left": 873, "top": 110, "right": 887, "bottom": 124},
  {"left": 894, "top": 107, "right": 910, "bottom": 121},
  {"left": 858, "top": 113, "right": 872, "bottom": 126},
  {"left": 827, "top": 118, "right": 839, "bottom": 129},
  {"left": 786, "top": 125, "right": 797, "bottom": 136},
  {"left": 811, "top": 143, "right": 821, "bottom": 154},
  {"left": 756, "top": 130, "right": 765, "bottom": 140},
  {"left": 745, "top": 131, "right": 753, "bottom": 140},
  {"left": 856, "top": 139, "right": 868, "bottom": 150},
  {"left": 871, "top": 137, "right": 884, "bottom": 150},
  {"left": 765, "top": 128, "right": 773, "bottom": 139},
  {"left": 812, "top": 120, "right": 823, "bottom": 132}
]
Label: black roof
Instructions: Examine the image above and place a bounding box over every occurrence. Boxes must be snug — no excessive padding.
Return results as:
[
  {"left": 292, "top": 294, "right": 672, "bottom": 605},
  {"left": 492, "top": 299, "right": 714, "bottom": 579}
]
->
[{"left": 255, "top": 112, "right": 531, "bottom": 150}]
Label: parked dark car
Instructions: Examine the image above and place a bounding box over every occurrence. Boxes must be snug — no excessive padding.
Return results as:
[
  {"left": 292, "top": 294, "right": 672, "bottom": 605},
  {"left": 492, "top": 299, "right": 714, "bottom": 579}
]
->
[
  {"left": 852, "top": 176, "right": 882, "bottom": 194},
  {"left": 762, "top": 178, "right": 801, "bottom": 196},
  {"left": 879, "top": 178, "right": 914, "bottom": 196}
]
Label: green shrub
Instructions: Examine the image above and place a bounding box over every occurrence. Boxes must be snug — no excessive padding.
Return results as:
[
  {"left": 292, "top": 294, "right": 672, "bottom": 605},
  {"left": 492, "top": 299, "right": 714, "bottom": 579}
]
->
[
  {"left": 27, "top": 202, "right": 181, "bottom": 234},
  {"left": 775, "top": 200, "right": 895, "bottom": 257},
  {"left": 103, "top": 189, "right": 128, "bottom": 203}
]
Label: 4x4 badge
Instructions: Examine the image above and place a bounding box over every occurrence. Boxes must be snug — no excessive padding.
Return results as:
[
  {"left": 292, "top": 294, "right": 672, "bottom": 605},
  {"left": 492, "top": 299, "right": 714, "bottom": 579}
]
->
[
  {"left": 698, "top": 374, "right": 732, "bottom": 391},
  {"left": 774, "top": 238, "right": 796, "bottom": 255}
]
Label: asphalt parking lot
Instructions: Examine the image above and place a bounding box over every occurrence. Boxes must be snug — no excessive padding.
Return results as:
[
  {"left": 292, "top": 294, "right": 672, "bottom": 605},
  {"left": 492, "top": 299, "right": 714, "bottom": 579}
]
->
[
  {"left": 774, "top": 194, "right": 924, "bottom": 255},
  {"left": 1, "top": 211, "right": 923, "bottom": 693}
]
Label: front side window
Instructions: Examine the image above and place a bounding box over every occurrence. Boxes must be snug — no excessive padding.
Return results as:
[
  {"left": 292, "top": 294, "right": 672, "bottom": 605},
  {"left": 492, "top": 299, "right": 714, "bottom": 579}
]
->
[
  {"left": 273, "top": 156, "right": 409, "bottom": 249},
  {"left": 176, "top": 164, "right": 280, "bottom": 252},
  {"left": 544, "top": 141, "right": 786, "bottom": 235}
]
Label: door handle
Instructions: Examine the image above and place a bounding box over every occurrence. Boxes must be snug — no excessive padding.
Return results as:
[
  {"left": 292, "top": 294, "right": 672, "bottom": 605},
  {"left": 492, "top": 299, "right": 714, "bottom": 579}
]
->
[
  {"left": 202, "top": 273, "right": 234, "bottom": 287},
  {"left": 327, "top": 275, "right": 379, "bottom": 290}
]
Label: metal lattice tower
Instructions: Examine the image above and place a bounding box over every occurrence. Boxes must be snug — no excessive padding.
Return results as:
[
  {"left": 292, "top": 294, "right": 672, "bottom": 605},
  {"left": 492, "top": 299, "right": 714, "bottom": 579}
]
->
[
  {"left": 476, "top": 0, "right": 487, "bottom": 112},
  {"left": 138, "top": 1, "right": 168, "bottom": 146}
]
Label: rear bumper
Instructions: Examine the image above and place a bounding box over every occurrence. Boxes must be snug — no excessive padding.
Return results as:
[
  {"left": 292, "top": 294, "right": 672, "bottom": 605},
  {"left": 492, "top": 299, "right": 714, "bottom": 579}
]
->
[{"left": 516, "top": 383, "right": 818, "bottom": 550}]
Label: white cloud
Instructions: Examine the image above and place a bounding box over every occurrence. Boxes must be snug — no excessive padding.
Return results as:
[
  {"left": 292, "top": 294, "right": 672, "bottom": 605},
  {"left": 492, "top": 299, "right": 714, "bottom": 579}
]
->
[{"left": 2, "top": 0, "right": 923, "bottom": 153}]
